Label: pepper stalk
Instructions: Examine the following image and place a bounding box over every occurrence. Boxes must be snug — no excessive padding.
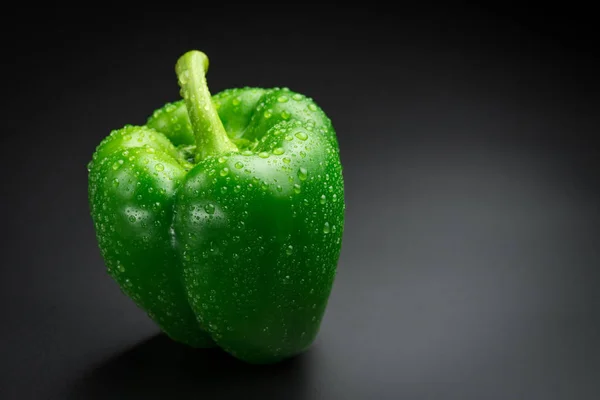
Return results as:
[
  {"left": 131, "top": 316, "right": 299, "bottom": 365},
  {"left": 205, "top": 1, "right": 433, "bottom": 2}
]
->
[{"left": 175, "top": 50, "right": 238, "bottom": 162}]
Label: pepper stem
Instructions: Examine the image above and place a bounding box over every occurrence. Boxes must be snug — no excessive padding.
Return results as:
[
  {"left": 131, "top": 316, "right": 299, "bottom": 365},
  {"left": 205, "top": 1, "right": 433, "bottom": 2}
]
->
[{"left": 175, "top": 51, "right": 237, "bottom": 162}]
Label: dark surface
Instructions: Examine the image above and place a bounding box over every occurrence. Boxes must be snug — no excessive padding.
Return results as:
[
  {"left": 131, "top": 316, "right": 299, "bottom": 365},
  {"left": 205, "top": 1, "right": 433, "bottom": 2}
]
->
[{"left": 2, "top": 6, "right": 599, "bottom": 400}]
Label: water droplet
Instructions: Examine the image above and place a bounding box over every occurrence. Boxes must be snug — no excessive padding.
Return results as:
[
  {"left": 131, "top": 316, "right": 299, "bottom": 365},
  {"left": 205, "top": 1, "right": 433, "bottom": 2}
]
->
[
  {"left": 285, "top": 135, "right": 293, "bottom": 141},
  {"left": 323, "top": 222, "right": 330, "bottom": 233},
  {"left": 155, "top": 163, "right": 164, "bottom": 171},
  {"left": 273, "top": 147, "right": 284, "bottom": 155},
  {"left": 264, "top": 110, "right": 272, "bottom": 119},
  {"left": 293, "top": 184, "right": 301, "bottom": 194},
  {"left": 205, "top": 204, "right": 215, "bottom": 214},
  {"left": 286, "top": 245, "right": 293, "bottom": 255},
  {"left": 320, "top": 195, "right": 326, "bottom": 204},
  {"left": 128, "top": 215, "right": 136, "bottom": 223},
  {"left": 220, "top": 167, "right": 229, "bottom": 176},
  {"left": 113, "top": 178, "right": 119, "bottom": 186},
  {"left": 276, "top": 185, "right": 283, "bottom": 192},
  {"left": 234, "top": 161, "right": 244, "bottom": 169},
  {"left": 292, "top": 93, "right": 303, "bottom": 101},
  {"left": 277, "top": 95, "right": 289, "bottom": 103},
  {"left": 221, "top": 186, "right": 227, "bottom": 194},
  {"left": 282, "top": 157, "right": 291, "bottom": 164},
  {"left": 179, "top": 70, "right": 189, "bottom": 84},
  {"left": 258, "top": 152, "right": 269, "bottom": 159},
  {"left": 232, "top": 97, "right": 241, "bottom": 106},
  {"left": 242, "top": 150, "right": 253, "bottom": 156},
  {"left": 297, "top": 167, "right": 308, "bottom": 181},
  {"left": 308, "top": 104, "right": 317, "bottom": 111},
  {"left": 218, "top": 156, "right": 227, "bottom": 163},
  {"left": 281, "top": 111, "right": 291, "bottom": 119},
  {"left": 234, "top": 185, "right": 241, "bottom": 193},
  {"left": 295, "top": 131, "right": 308, "bottom": 141}
]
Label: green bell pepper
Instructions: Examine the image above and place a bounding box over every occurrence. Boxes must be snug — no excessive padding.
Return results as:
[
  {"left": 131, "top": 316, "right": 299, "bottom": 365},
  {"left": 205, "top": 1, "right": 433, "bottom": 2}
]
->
[{"left": 88, "top": 50, "right": 345, "bottom": 364}]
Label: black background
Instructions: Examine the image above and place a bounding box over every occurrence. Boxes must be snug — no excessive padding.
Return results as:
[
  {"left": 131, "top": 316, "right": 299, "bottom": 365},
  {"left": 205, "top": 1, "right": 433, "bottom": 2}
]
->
[{"left": 2, "top": 5, "right": 599, "bottom": 399}]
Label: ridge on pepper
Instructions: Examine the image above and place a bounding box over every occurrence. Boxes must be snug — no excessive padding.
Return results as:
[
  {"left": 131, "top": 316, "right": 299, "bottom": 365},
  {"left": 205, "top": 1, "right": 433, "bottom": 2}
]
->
[{"left": 88, "top": 50, "right": 345, "bottom": 364}]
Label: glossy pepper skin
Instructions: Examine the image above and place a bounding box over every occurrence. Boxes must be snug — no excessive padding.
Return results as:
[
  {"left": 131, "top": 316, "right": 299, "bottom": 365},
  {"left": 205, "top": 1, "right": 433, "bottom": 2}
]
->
[{"left": 88, "top": 51, "right": 344, "bottom": 364}]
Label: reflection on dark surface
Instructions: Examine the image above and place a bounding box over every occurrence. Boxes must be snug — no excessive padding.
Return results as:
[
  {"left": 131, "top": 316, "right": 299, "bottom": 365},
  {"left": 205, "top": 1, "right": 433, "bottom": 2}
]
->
[{"left": 68, "top": 334, "right": 312, "bottom": 399}]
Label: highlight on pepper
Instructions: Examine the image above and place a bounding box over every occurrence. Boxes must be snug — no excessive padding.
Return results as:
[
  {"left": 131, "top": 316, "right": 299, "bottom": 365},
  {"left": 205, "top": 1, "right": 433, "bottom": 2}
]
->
[{"left": 88, "top": 50, "right": 345, "bottom": 364}]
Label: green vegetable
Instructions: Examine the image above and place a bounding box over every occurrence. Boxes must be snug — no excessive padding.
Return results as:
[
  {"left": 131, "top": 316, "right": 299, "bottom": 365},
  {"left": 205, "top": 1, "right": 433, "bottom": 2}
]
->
[{"left": 88, "top": 50, "right": 345, "bottom": 364}]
